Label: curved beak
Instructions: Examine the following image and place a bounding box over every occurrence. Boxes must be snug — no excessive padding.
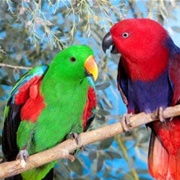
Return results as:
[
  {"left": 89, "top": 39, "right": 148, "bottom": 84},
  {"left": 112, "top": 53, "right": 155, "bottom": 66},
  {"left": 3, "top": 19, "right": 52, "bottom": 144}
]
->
[
  {"left": 102, "top": 32, "right": 119, "bottom": 54},
  {"left": 84, "top": 55, "right": 98, "bottom": 81}
]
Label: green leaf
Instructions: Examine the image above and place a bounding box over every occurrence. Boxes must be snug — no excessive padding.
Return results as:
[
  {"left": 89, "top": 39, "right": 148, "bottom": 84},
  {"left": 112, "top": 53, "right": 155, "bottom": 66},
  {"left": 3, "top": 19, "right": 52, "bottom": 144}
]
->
[
  {"left": 96, "top": 81, "right": 110, "bottom": 90},
  {"left": 106, "top": 150, "right": 121, "bottom": 159},
  {"left": 0, "top": 76, "right": 11, "bottom": 86},
  {"left": 94, "top": 177, "right": 100, "bottom": 180},
  {"left": 97, "top": 155, "right": 104, "bottom": 172},
  {"left": 99, "top": 137, "right": 114, "bottom": 150},
  {"left": 68, "top": 158, "right": 83, "bottom": 175},
  {"left": 136, "top": 169, "right": 149, "bottom": 175},
  {"left": 121, "top": 173, "right": 135, "bottom": 180},
  {"left": 89, "top": 150, "right": 97, "bottom": 160},
  {"left": 127, "top": 156, "right": 135, "bottom": 170},
  {"left": 95, "top": 114, "right": 106, "bottom": 122},
  {"left": 55, "top": 162, "right": 70, "bottom": 179},
  {"left": 96, "top": 108, "right": 110, "bottom": 116},
  {"left": 6, "top": 67, "right": 16, "bottom": 85},
  {"left": 171, "top": 26, "right": 180, "bottom": 32},
  {"left": 0, "top": 86, "right": 5, "bottom": 97}
]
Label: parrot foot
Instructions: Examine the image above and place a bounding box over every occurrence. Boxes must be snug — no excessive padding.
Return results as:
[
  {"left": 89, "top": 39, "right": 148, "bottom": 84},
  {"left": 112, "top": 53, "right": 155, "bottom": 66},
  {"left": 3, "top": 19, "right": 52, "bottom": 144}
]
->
[
  {"left": 121, "top": 114, "right": 133, "bottom": 132},
  {"left": 16, "top": 149, "right": 29, "bottom": 168},
  {"left": 155, "top": 107, "right": 165, "bottom": 122},
  {"left": 69, "top": 132, "right": 85, "bottom": 152},
  {"left": 80, "top": 145, "right": 86, "bottom": 151},
  {"left": 69, "top": 132, "right": 80, "bottom": 145},
  {"left": 67, "top": 153, "right": 75, "bottom": 162}
]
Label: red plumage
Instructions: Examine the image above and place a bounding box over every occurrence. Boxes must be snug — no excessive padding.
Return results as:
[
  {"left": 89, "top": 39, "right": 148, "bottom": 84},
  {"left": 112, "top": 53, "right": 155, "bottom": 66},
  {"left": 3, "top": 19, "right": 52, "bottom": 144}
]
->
[
  {"left": 14, "top": 76, "right": 42, "bottom": 105},
  {"left": 21, "top": 81, "right": 46, "bottom": 123},
  {"left": 14, "top": 76, "right": 46, "bottom": 123},
  {"left": 82, "top": 86, "right": 97, "bottom": 131},
  {"left": 110, "top": 19, "right": 170, "bottom": 81}
]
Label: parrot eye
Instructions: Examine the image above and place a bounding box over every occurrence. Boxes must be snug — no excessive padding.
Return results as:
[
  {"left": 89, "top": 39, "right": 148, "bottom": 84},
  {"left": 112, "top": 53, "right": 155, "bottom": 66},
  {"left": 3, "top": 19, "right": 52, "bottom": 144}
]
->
[
  {"left": 70, "top": 57, "right": 76, "bottom": 62},
  {"left": 122, "top": 32, "right": 129, "bottom": 38}
]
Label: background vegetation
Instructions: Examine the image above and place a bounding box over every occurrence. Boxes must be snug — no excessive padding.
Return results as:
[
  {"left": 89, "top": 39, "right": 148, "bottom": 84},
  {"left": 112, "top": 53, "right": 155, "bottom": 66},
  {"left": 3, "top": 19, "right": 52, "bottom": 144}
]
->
[{"left": 1, "top": 0, "right": 180, "bottom": 179}]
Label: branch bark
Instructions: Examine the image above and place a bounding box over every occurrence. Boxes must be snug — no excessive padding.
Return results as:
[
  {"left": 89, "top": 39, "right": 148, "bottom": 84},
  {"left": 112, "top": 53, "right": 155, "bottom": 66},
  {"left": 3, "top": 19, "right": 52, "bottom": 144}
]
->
[
  {"left": 1, "top": 104, "right": 180, "bottom": 178},
  {"left": 0, "top": 63, "right": 32, "bottom": 70}
]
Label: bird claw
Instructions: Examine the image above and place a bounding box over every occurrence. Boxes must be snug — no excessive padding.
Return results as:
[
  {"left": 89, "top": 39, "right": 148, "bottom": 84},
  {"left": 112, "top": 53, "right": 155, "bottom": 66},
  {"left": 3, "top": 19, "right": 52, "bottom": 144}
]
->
[
  {"left": 153, "top": 107, "right": 166, "bottom": 122},
  {"left": 69, "top": 132, "right": 85, "bottom": 152},
  {"left": 80, "top": 145, "right": 86, "bottom": 152},
  {"left": 16, "top": 149, "right": 29, "bottom": 168},
  {"left": 121, "top": 114, "right": 133, "bottom": 132},
  {"left": 69, "top": 132, "right": 80, "bottom": 145},
  {"left": 68, "top": 153, "right": 75, "bottom": 162},
  {"left": 158, "top": 107, "right": 166, "bottom": 122}
]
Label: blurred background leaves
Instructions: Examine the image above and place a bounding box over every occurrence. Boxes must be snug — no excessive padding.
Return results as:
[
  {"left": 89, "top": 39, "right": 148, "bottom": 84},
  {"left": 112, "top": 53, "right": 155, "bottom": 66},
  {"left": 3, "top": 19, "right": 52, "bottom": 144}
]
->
[{"left": 1, "top": 0, "right": 180, "bottom": 179}]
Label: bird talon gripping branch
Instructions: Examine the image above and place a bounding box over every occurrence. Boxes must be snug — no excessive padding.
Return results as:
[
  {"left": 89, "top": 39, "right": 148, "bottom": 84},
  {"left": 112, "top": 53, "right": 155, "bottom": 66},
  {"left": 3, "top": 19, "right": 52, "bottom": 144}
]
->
[
  {"left": 158, "top": 107, "right": 166, "bottom": 122},
  {"left": 69, "top": 132, "right": 80, "bottom": 145},
  {"left": 69, "top": 132, "right": 86, "bottom": 152},
  {"left": 16, "top": 149, "right": 29, "bottom": 168},
  {"left": 121, "top": 114, "right": 133, "bottom": 132}
]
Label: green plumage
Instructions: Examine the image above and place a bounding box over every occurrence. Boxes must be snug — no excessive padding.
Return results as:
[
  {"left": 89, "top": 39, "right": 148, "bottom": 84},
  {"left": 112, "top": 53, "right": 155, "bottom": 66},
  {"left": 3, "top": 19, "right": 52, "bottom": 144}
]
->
[{"left": 2, "top": 45, "right": 97, "bottom": 180}]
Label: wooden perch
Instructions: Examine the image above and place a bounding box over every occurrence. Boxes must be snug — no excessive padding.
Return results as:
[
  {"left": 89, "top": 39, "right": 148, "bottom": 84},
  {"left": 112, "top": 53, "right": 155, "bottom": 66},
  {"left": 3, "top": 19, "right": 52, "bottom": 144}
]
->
[{"left": 1, "top": 104, "right": 180, "bottom": 178}]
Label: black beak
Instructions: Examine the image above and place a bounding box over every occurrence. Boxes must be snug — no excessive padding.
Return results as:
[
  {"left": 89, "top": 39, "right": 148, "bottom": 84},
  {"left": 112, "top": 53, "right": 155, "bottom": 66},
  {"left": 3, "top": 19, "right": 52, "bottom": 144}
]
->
[{"left": 102, "top": 32, "right": 119, "bottom": 54}]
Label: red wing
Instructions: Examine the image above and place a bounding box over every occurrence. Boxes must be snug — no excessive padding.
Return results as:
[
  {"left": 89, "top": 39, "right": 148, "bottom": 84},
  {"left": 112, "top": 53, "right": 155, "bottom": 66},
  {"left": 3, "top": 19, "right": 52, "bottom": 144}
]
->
[
  {"left": 2, "top": 65, "right": 48, "bottom": 161},
  {"left": 82, "top": 86, "right": 97, "bottom": 132}
]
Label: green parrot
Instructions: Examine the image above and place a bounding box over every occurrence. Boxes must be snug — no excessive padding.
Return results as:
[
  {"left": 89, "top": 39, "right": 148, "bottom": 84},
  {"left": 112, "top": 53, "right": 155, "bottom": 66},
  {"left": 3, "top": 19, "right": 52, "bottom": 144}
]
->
[{"left": 2, "top": 45, "right": 98, "bottom": 180}]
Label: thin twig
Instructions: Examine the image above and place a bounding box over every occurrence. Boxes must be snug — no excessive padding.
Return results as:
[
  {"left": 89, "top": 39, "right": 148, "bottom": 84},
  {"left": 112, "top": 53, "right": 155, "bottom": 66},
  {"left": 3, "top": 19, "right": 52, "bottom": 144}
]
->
[
  {"left": 0, "top": 104, "right": 180, "bottom": 178},
  {"left": 115, "top": 135, "right": 139, "bottom": 180},
  {"left": 0, "top": 63, "right": 32, "bottom": 70}
]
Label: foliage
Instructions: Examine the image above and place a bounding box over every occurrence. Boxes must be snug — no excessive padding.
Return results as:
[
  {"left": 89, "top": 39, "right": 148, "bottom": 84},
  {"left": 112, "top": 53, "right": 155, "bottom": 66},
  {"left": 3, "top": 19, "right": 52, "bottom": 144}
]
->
[{"left": 1, "top": 0, "right": 180, "bottom": 179}]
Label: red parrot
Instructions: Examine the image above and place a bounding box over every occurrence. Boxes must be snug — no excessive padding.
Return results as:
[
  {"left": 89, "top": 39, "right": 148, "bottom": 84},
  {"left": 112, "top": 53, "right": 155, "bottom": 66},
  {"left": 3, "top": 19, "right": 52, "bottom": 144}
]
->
[{"left": 102, "top": 18, "right": 180, "bottom": 180}]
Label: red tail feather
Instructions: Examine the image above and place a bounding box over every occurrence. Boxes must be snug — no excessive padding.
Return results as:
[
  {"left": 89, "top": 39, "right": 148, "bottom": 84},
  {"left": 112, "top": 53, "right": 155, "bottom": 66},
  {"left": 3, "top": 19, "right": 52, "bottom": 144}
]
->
[{"left": 148, "top": 131, "right": 180, "bottom": 180}]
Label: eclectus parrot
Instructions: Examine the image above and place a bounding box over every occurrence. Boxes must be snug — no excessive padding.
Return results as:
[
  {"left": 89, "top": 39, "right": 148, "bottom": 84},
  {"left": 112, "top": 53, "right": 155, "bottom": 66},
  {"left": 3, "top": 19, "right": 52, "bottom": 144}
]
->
[
  {"left": 102, "top": 18, "right": 180, "bottom": 180},
  {"left": 2, "top": 45, "right": 98, "bottom": 180}
]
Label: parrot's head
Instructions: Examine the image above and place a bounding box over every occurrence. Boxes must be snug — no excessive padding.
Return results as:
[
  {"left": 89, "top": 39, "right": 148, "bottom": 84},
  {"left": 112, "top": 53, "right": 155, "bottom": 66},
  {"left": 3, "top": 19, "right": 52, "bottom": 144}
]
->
[
  {"left": 102, "top": 18, "right": 170, "bottom": 62},
  {"left": 51, "top": 45, "right": 98, "bottom": 81}
]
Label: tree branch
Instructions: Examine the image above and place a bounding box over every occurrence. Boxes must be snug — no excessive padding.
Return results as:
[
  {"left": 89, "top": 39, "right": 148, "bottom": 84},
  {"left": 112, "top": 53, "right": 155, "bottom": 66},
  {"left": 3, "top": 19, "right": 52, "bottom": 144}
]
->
[
  {"left": 0, "top": 63, "right": 32, "bottom": 70},
  {"left": 1, "top": 104, "right": 180, "bottom": 178}
]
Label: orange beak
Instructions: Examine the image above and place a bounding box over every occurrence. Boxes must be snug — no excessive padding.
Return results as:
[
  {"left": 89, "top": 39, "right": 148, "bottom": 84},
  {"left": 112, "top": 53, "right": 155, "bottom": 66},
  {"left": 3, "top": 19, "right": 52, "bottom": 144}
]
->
[{"left": 84, "top": 55, "right": 98, "bottom": 81}]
